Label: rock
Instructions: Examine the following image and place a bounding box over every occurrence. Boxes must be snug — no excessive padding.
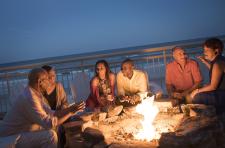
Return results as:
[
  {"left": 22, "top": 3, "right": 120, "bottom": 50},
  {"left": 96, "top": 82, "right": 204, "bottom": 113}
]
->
[
  {"left": 159, "top": 114, "right": 225, "bottom": 148},
  {"left": 82, "top": 120, "right": 94, "bottom": 131},
  {"left": 181, "top": 104, "right": 216, "bottom": 117},
  {"left": 122, "top": 106, "right": 137, "bottom": 116},
  {"left": 82, "top": 127, "right": 105, "bottom": 146},
  {"left": 189, "top": 109, "right": 197, "bottom": 117},
  {"left": 167, "top": 106, "right": 182, "bottom": 114},
  {"left": 104, "top": 116, "right": 119, "bottom": 123},
  {"left": 63, "top": 121, "right": 84, "bottom": 133},
  {"left": 107, "top": 105, "right": 123, "bottom": 117},
  {"left": 99, "top": 112, "right": 107, "bottom": 121},
  {"left": 92, "top": 113, "right": 100, "bottom": 121},
  {"left": 175, "top": 116, "right": 217, "bottom": 136},
  {"left": 80, "top": 112, "right": 94, "bottom": 122},
  {"left": 66, "top": 134, "right": 85, "bottom": 148},
  {"left": 154, "top": 99, "right": 173, "bottom": 113},
  {"left": 108, "top": 141, "right": 158, "bottom": 148},
  {"left": 93, "top": 141, "right": 108, "bottom": 148}
]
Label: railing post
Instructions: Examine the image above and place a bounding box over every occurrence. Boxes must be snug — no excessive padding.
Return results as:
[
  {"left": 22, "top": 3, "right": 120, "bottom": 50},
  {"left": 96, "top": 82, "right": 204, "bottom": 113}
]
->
[
  {"left": 6, "top": 73, "right": 11, "bottom": 112},
  {"left": 163, "top": 49, "right": 167, "bottom": 66},
  {"left": 81, "top": 60, "right": 84, "bottom": 73},
  {"left": 162, "top": 49, "right": 167, "bottom": 91}
]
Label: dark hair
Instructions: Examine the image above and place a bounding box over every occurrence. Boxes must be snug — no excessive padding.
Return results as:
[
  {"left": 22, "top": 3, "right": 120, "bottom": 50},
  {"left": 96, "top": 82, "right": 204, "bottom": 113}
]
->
[
  {"left": 42, "top": 65, "right": 53, "bottom": 72},
  {"left": 172, "top": 46, "right": 185, "bottom": 53},
  {"left": 203, "top": 38, "right": 224, "bottom": 55},
  {"left": 121, "top": 58, "right": 134, "bottom": 67},
  {"left": 28, "top": 68, "right": 46, "bottom": 86},
  {"left": 95, "top": 60, "right": 111, "bottom": 80}
]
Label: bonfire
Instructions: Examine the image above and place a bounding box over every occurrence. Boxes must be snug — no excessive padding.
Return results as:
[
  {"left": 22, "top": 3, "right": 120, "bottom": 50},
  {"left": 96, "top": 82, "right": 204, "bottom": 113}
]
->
[{"left": 134, "top": 95, "right": 159, "bottom": 141}]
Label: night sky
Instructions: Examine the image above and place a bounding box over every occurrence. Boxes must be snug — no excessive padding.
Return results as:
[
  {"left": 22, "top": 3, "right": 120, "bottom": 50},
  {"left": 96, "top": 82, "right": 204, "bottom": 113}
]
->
[{"left": 0, "top": 0, "right": 225, "bottom": 64}]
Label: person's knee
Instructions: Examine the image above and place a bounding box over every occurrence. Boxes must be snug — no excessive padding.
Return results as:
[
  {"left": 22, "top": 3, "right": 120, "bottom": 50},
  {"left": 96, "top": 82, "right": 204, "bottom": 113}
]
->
[
  {"left": 192, "top": 95, "right": 200, "bottom": 104},
  {"left": 86, "top": 99, "right": 95, "bottom": 108},
  {"left": 184, "top": 94, "right": 192, "bottom": 104},
  {"left": 192, "top": 93, "right": 207, "bottom": 104}
]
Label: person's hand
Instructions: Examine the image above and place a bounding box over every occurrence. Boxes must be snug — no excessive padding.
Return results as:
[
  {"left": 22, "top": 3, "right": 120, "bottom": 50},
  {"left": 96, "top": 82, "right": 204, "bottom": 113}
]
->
[
  {"left": 129, "top": 95, "right": 140, "bottom": 104},
  {"left": 197, "top": 56, "right": 207, "bottom": 64},
  {"left": 155, "top": 91, "right": 162, "bottom": 99},
  {"left": 70, "top": 101, "right": 85, "bottom": 114},
  {"left": 181, "top": 90, "right": 189, "bottom": 97},
  {"left": 190, "top": 89, "right": 199, "bottom": 99},
  {"left": 128, "top": 96, "right": 135, "bottom": 104},
  {"left": 120, "top": 95, "right": 129, "bottom": 102},
  {"left": 107, "top": 94, "right": 114, "bottom": 101},
  {"left": 99, "top": 96, "right": 107, "bottom": 106},
  {"left": 173, "top": 92, "right": 183, "bottom": 99}
]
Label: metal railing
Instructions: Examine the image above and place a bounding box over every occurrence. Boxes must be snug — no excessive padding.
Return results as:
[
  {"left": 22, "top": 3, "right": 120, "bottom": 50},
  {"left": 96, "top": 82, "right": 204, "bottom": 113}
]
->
[{"left": 0, "top": 35, "right": 225, "bottom": 113}]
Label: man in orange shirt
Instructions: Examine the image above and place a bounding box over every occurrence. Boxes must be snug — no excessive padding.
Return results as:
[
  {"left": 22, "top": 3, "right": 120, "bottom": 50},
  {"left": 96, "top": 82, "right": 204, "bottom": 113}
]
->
[{"left": 166, "top": 47, "right": 202, "bottom": 107}]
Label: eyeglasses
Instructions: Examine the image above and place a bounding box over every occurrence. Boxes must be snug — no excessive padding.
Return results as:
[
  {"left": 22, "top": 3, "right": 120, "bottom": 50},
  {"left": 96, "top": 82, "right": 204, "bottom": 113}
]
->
[{"left": 39, "top": 77, "right": 49, "bottom": 84}]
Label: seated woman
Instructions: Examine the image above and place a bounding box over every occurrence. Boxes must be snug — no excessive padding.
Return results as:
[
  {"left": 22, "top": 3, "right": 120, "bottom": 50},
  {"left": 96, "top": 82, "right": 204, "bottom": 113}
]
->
[
  {"left": 191, "top": 38, "right": 225, "bottom": 113},
  {"left": 42, "top": 65, "right": 69, "bottom": 148},
  {"left": 86, "top": 60, "right": 116, "bottom": 111},
  {"left": 42, "top": 65, "right": 69, "bottom": 110}
]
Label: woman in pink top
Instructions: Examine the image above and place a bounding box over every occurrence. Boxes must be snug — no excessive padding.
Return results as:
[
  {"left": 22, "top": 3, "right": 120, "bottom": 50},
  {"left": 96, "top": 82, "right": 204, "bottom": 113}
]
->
[{"left": 86, "top": 60, "right": 116, "bottom": 111}]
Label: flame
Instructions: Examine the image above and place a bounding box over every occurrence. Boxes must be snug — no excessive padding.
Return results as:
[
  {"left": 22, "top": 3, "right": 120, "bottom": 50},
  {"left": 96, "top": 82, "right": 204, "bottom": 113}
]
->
[{"left": 134, "top": 95, "right": 159, "bottom": 141}]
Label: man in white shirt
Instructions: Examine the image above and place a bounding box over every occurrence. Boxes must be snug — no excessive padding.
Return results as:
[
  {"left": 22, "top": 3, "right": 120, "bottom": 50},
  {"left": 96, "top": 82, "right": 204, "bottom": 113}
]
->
[
  {"left": 0, "top": 68, "right": 85, "bottom": 148},
  {"left": 116, "top": 59, "right": 148, "bottom": 106}
]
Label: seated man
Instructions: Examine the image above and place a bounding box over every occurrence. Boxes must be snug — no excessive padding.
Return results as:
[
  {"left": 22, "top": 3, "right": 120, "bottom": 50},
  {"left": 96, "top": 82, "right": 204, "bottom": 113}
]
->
[
  {"left": 166, "top": 46, "right": 202, "bottom": 106},
  {"left": 116, "top": 59, "right": 149, "bottom": 106},
  {"left": 0, "top": 68, "right": 85, "bottom": 148}
]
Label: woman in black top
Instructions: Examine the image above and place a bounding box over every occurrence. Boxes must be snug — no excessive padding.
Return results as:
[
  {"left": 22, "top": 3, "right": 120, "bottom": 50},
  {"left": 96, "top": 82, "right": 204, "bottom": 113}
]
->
[
  {"left": 42, "top": 65, "right": 68, "bottom": 110},
  {"left": 191, "top": 38, "right": 225, "bottom": 113},
  {"left": 42, "top": 65, "right": 69, "bottom": 148}
]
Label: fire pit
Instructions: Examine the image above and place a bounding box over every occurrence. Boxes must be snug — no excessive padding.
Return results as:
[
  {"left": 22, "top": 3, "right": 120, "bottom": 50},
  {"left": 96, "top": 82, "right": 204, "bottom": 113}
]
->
[{"left": 63, "top": 97, "right": 225, "bottom": 148}]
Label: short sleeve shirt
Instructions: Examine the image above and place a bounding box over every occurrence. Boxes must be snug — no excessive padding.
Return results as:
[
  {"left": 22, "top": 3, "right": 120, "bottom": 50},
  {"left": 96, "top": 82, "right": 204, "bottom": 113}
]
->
[{"left": 166, "top": 59, "right": 202, "bottom": 91}]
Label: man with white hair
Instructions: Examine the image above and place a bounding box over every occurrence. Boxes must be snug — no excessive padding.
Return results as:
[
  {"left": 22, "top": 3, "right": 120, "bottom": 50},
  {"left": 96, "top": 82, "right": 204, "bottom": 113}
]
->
[{"left": 166, "top": 47, "right": 202, "bottom": 106}]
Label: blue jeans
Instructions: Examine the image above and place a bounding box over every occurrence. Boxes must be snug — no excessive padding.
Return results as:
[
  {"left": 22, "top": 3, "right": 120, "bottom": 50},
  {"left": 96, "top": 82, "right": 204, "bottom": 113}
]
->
[{"left": 193, "top": 90, "right": 225, "bottom": 114}]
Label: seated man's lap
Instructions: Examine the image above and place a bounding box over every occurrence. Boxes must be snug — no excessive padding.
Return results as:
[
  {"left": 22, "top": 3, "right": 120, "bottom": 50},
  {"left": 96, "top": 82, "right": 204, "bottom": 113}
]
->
[{"left": 16, "top": 129, "right": 58, "bottom": 148}]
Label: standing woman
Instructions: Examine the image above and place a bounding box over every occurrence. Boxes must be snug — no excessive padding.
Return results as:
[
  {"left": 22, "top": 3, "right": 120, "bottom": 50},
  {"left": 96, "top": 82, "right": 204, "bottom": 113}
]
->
[
  {"left": 86, "top": 60, "right": 116, "bottom": 111},
  {"left": 42, "top": 65, "right": 69, "bottom": 110},
  {"left": 191, "top": 38, "right": 225, "bottom": 113}
]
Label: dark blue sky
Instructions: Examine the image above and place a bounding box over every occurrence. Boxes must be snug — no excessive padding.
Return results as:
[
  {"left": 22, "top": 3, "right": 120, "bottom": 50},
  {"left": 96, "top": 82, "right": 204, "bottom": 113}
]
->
[{"left": 0, "top": 0, "right": 225, "bottom": 64}]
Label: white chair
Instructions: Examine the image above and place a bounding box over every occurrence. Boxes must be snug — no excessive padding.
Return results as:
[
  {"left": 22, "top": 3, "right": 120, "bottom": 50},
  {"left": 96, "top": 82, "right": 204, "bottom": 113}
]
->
[
  {"left": 9, "top": 82, "right": 26, "bottom": 106},
  {"left": 69, "top": 72, "right": 90, "bottom": 103}
]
